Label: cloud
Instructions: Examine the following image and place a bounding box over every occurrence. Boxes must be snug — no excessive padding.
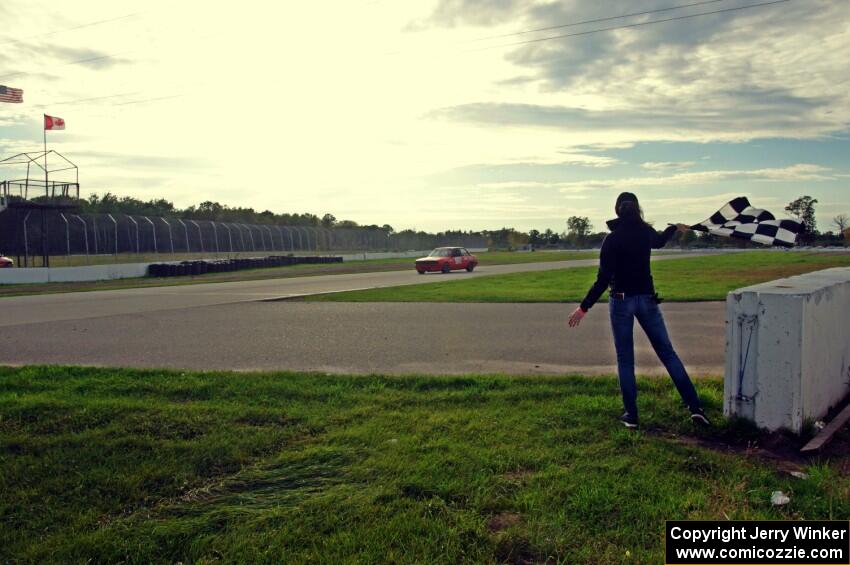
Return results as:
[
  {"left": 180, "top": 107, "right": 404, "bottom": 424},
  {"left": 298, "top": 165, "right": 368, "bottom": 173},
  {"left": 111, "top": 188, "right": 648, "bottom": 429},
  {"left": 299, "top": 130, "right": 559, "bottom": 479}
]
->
[
  {"left": 506, "top": 152, "right": 620, "bottom": 167},
  {"left": 554, "top": 164, "right": 835, "bottom": 194},
  {"left": 2, "top": 1, "right": 846, "bottom": 234},
  {"left": 71, "top": 150, "right": 206, "bottom": 170},
  {"left": 641, "top": 161, "right": 695, "bottom": 171},
  {"left": 575, "top": 142, "right": 635, "bottom": 152},
  {"left": 491, "top": 1, "right": 847, "bottom": 86},
  {"left": 421, "top": 1, "right": 850, "bottom": 143},
  {"left": 643, "top": 192, "right": 786, "bottom": 215},
  {"left": 495, "top": 75, "right": 537, "bottom": 86},
  {"left": 45, "top": 45, "right": 130, "bottom": 70},
  {"left": 424, "top": 150, "right": 625, "bottom": 190},
  {"left": 459, "top": 163, "right": 833, "bottom": 200},
  {"left": 428, "top": 94, "right": 836, "bottom": 141},
  {"left": 0, "top": 45, "right": 127, "bottom": 84},
  {"left": 417, "top": 185, "right": 600, "bottom": 223},
  {"left": 0, "top": 138, "right": 43, "bottom": 156},
  {"left": 475, "top": 180, "right": 590, "bottom": 196},
  {"left": 413, "top": 0, "right": 525, "bottom": 29}
]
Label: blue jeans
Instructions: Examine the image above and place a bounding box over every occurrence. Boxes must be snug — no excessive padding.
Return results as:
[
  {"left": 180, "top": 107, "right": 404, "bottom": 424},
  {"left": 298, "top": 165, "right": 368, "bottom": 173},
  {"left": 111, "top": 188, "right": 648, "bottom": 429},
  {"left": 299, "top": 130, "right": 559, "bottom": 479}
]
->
[{"left": 609, "top": 294, "right": 701, "bottom": 418}]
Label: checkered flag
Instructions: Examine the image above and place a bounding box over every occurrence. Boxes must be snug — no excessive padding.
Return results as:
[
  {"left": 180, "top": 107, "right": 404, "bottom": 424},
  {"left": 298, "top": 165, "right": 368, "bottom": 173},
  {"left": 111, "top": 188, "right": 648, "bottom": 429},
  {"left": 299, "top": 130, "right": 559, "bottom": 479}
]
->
[{"left": 691, "top": 197, "right": 803, "bottom": 248}]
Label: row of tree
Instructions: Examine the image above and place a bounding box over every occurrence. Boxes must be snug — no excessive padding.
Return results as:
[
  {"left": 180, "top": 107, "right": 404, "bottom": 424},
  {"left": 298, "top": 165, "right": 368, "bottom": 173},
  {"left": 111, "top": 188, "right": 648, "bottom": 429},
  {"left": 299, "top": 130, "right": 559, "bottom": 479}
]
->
[
  {"left": 786, "top": 196, "right": 850, "bottom": 239},
  {"left": 80, "top": 193, "right": 395, "bottom": 232},
  {"left": 556, "top": 196, "right": 848, "bottom": 249},
  {"left": 74, "top": 193, "right": 491, "bottom": 246},
  {"left": 73, "top": 192, "right": 847, "bottom": 249}
]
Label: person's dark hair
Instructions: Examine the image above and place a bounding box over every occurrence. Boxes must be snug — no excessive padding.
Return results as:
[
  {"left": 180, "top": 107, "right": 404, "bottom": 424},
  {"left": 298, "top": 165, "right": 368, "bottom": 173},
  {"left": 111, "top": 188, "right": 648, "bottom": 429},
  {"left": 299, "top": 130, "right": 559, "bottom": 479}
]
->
[{"left": 615, "top": 192, "right": 646, "bottom": 224}]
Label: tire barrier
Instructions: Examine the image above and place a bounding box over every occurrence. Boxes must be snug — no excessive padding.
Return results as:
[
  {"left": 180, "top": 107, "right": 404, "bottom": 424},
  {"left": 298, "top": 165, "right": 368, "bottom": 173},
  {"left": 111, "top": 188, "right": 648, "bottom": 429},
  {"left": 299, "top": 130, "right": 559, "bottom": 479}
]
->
[{"left": 146, "top": 255, "right": 343, "bottom": 278}]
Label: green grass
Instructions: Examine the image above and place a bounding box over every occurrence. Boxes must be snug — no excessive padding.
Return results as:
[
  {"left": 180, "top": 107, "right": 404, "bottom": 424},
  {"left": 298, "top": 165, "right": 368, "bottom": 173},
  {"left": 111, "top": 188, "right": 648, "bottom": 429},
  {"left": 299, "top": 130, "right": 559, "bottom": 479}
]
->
[
  {"left": 1, "top": 366, "right": 847, "bottom": 563},
  {"left": 474, "top": 250, "right": 599, "bottom": 264},
  {"left": 306, "top": 251, "right": 850, "bottom": 303}
]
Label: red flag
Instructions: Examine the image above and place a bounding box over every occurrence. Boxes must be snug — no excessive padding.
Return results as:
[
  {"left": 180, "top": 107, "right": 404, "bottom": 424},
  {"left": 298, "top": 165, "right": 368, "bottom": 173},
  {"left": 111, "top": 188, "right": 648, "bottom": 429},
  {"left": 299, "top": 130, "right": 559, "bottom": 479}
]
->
[{"left": 44, "top": 114, "right": 66, "bottom": 130}]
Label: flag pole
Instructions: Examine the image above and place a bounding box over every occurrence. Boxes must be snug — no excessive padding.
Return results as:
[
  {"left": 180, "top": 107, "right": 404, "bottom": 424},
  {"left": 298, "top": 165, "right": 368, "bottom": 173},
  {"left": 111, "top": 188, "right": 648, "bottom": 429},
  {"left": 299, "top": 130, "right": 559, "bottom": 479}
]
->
[
  {"left": 43, "top": 114, "right": 48, "bottom": 191},
  {"left": 43, "top": 115, "right": 49, "bottom": 267}
]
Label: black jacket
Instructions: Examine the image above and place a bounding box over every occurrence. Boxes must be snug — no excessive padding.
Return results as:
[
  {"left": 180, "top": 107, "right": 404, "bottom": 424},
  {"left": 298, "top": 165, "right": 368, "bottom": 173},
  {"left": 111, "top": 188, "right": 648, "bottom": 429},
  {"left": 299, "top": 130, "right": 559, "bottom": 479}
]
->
[{"left": 579, "top": 218, "right": 676, "bottom": 312}]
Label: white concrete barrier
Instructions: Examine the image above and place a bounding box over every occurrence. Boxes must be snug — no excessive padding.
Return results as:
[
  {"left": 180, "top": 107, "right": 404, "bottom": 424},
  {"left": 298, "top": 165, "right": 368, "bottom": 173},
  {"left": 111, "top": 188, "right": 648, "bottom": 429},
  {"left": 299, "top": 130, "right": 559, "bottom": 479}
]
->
[
  {"left": 47, "top": 263, "right": 150, "bottom": 282},
  {"left": 338, "top": 249, "right": 488, "bottom": 262},
  {"left": 725, "top": 267, "right": 850, "bottom": 433},
  {"left": 0, "top": 268, "right": 50, "bottom": 284},
  {"left": 338, "top": 250, "right": 432, "bottom": 262},
  {"left": 0, "top": 263, "right": 151, "bottom": 284}
]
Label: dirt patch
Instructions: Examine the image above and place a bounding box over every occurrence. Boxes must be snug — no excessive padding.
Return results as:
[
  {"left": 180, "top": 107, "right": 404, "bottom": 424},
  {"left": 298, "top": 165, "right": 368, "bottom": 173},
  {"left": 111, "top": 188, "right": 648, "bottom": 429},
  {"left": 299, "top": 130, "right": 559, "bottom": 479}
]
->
[
  {"left": 504, "top": 469, "right": 534, "bottom": 482},
  {"left": 654, "top": 423, "right": 850, "bottom": 476},
  {"left": 492, "top": 530, "right": 544, "bottom": 565},
  {"left": 487, "top": 512, "right": 523, "bottom": 533},
  {"left": 651, "top": 391, "right": 850, "bottom": 473},
  {"left": 827, "top": 431, "right": 850, "bottom": 472},
  {"left": 669, "top": 433, "right": 807, "bottom": 473}
]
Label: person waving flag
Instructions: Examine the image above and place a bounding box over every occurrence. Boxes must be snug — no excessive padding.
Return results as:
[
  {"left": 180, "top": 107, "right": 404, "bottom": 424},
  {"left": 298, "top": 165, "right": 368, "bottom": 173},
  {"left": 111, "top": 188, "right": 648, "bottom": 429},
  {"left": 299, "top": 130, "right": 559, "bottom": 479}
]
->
[{"left": 568, "top": 192, "right": 711, "bottom": 430}]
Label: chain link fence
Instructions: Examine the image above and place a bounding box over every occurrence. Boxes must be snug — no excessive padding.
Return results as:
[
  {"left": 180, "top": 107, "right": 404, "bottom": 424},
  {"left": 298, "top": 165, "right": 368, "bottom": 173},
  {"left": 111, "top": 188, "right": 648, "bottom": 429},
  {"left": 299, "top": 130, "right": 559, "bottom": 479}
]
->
[{"left": 0, "top": 210, "right": 487, "bottom": 267}]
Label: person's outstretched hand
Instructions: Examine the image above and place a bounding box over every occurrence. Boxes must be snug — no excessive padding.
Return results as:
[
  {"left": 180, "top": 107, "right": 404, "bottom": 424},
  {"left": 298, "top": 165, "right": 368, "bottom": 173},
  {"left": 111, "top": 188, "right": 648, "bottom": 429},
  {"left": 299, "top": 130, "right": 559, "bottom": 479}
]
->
[{"left": 568, "top": 307, "right": 586, "bottom": 328}]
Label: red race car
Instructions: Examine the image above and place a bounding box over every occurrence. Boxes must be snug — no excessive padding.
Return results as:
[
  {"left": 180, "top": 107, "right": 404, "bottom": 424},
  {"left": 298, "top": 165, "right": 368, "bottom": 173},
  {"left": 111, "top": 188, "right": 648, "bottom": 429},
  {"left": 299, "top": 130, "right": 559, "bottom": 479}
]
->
[
  {"left": 415, "top": 247, "right": 478, "bottom": 274},
  {"left": 0, "top": 254, "right": 13, "bottom": 268}
]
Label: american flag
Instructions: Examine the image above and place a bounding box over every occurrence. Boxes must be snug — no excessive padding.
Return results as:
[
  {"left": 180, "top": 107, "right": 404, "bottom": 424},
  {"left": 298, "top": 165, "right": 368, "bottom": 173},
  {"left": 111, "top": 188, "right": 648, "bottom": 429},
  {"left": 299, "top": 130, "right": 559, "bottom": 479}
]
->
[{"left": 0, "top": 85, "right": 24, "bottom": 103}]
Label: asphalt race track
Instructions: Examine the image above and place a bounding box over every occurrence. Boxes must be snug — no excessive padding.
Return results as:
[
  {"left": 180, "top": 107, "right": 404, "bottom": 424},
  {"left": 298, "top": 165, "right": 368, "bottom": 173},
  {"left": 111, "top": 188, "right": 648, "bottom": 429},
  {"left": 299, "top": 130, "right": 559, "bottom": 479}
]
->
[
  {"left": 0, "top": 252, "right": 717, "bottom": 326},
  {"left": 0, "top": 253, "right": 726, "bottom": 375}
]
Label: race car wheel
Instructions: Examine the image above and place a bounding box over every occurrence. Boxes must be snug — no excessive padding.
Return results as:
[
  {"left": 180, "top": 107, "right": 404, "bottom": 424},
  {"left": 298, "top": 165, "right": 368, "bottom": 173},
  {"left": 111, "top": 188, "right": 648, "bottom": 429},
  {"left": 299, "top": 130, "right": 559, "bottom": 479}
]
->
[
  {"left": 441, "top": 263, "right": 451, "bottom": 274},
  {"left": 466, "top": 263, "right": 475, "bottom": 272},
  {"left": 417, "top": 269, "right": 425, "bottom": 275}
]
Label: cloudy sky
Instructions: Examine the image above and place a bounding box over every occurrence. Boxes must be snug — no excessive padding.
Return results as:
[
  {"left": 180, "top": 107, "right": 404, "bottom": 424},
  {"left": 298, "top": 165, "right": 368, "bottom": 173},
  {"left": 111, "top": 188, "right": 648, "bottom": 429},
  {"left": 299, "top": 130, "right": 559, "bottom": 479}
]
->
[{"left": 1, "top": 0, "right": 848, "bottom": 233}]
